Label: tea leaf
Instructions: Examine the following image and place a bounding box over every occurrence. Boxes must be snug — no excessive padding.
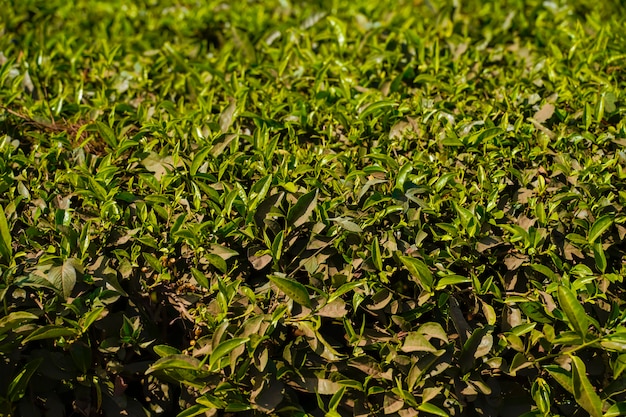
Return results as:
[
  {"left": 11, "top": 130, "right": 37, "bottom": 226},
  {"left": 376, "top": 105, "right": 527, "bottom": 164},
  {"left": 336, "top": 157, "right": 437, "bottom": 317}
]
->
[
  {"left": 22, "top": 326, "right": 80, "bottom": 344},
  {"left": 147, "top": 354, "right": 204, "bottom": 373},
  {"left": 0, "top": 204, "right": 12, "bottom": 263},
  {"left": 571, "top": 355, "right": 603, "bottom": 417},
  {"left": 287, "top": 189, "right": 318, "bottom": 228},
  {"left": 399, "top": 256, "right": 433, "bottom": 292},
  {"left": 7, "top": 357, "right": 43, "bottom": 402},
  {"left": 557, "top": 286, "right": 589, "bottom": 339},
  {"left": 588, "top": 215, "right": 613, "bottom": 244},
  {"left": 268, "top": 274, "right": 311, "bottom": 308},
  {"left": 209, "top": 337, "right": 249, "bottom": 370}
]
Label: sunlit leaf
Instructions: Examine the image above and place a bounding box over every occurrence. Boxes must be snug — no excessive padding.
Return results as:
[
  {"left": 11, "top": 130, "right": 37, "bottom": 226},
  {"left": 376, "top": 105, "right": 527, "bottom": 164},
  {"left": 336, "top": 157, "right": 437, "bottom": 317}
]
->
[{"left": 268, "top": 274, "right": 311, "bottom": 308}]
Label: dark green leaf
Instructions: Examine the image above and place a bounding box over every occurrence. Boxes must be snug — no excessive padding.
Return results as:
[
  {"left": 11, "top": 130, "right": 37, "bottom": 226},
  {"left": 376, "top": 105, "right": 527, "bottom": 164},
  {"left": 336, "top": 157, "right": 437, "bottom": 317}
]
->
[
  {"left": 287, "top": 189, "right": 318, "bottom": 228},
  {"left": 7, "top": 357, "right": 43, "bottom": 402}
]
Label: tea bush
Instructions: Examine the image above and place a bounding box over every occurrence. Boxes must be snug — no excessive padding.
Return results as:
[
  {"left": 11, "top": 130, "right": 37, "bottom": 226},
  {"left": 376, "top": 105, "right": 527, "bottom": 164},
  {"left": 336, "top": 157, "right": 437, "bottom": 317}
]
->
[{"left": 1, "top": 0, "right": 626, "bottom": 416}]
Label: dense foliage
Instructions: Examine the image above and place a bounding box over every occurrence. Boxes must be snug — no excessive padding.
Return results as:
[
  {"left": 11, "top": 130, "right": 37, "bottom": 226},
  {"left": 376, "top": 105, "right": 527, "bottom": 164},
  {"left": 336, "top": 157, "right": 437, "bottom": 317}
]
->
[{"left": 1, "top": 0, "right": 626, "bottom": 416}]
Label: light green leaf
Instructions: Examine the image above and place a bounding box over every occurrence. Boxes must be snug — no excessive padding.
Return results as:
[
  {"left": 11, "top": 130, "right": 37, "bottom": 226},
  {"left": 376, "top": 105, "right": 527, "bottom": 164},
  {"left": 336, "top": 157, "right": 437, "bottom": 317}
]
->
[
  {"left": 0, "top": 312, "right": 38, "bottom": 336},
  {"left": 146, "top": 354, "right": 203, "bottom": 374},
  {"left": 557, "top": 286, "right": 589, "bottom": 339},
  {"left": 326, "top": 17, "right": 346, "bottom": 51},
  {"left": 331, "top": 217, "right": 362, "bottom": 233},
  {"left": 545, "top": 365, "right": 573, "bottom": 394},
  {"left": 417, "top": 402, "right": 448, "bottom": 417},
  {"left": 588, "top": 215, "right": 613, "bottom": 244},
  {"left": 268, "top": 274, "right": 311, "bottom": 308},
  {"left": 571, "top": 355, "right": 603, "bottom": 417},
  {"left": 436, "top": 274, "right": 471, "bottom": 290},
  {"left": 153, "top": 345, "right": 181, "bottom": 357},
  {"left": 0, "top": 204, "right": 12, "bottom": 264},
  {"left": 209, "top": 337, "right": 249, "bottom": 370},
  {"left": 593, "top": 242, "right": 607, "bottom": 273},
  {"left": 80, "top": 307, "right": 106, "bottom": 333},
  {"left": 358, "top": 100, "right": 397, "bottom": 119},
  {"left": 399, "top": 256, "right": 433, "bottom": 292},
  {"left": 401, "top": 332, "right": 437, "bottom": 353},
  {"left": 22, "top": 326, "right": 80, "bottom": 344},
  {"left": 604, "top": 402, "right": 626, "bottom": 417},
  {"left": 176, "top": 404, "right": 212, "bottom": 417},
  {"left": 190, "top": 145, "right": 213, "bottom": 176},
  {"left": 613, "top": 354, "right": 626, "bottom": 379}
]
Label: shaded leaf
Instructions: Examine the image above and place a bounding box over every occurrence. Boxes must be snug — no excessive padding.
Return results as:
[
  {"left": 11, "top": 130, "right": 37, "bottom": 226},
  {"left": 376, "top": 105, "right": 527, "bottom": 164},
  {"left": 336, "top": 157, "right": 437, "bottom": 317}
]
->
[
  {"left": 287, "top": 189, "right": 318, "bottom": 228},
  {"left": 7, "top": 357, "right": 44, "bottom": 402}
]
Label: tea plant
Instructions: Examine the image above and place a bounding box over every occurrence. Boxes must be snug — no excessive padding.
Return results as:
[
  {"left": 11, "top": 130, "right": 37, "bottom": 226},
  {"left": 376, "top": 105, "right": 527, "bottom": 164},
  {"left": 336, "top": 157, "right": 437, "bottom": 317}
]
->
[{"left": 1, "top": 0, "right": 626, "bottom": 416}]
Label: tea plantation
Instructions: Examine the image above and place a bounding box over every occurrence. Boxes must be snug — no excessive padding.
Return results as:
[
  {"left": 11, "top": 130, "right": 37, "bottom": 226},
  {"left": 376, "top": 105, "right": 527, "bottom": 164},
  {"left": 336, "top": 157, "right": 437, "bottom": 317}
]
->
[{"left": 1, "top": 0, "right": 626, "bottom": 416}]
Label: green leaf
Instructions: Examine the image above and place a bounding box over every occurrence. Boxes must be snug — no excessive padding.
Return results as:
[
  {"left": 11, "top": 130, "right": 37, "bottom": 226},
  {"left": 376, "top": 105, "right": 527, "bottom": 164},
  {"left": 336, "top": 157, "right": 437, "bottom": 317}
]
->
[
  {"left": 209, "top": 337, "right": 249, "bottom": 370},
  {"left": 268, "top": 274, "right": 311, "bottom": 308},
  {"left": 359, "top": 100, "right": 397, "bottom": 119},
  {"left": 146, "top": 354, "right": 203, "bottom": 373},
  {"left": 177, "top": 404, "right": 212, "bottom": 417},
  {"left": 571, "top": 355, "right": 603, "bottom": 417},
  {"left": 588, "top": 215, "right": 613, "bottom": 244},
  {"left": 604, "top": 402, "right": 626, "bottom": 417},
  {"left": 399, "top": 256, "right": 433, "bottom": 292},
  {"left": 326, "top": 16, "right": 347, "bottom": 51},
  {"left": 613, "top": 354, "right": 626, "bottom": 379},
  {"left": 196, "top": 393, "right": 228, "bottom": 409},
  {"left": 94, "top": 121, "right": 117, "bottom": 147},
  {"left": 287, "top": 189, "right": 318, "bottom": 228},
  {"left": 531, "top": 378, "right": 551, "bottom": 415},
  {"left": 394, "top": 162, "right": 413, "bottom": 192},
  {"left": 371, "top": 237, "right": 383, "bottom": 271},
  {"left": 593, "top": 242, "right": 607, "bottom": 273},
  {"left": 154, "top": 345, "right": 181, "bottom": 357},
  {"left": 0, "top": 204, "right": 12, "bottom": 264},
  {"left": 191, "top": 268, "right": 210, "bottom": 289},
  {"left": 530, "top": 264, "right": 557, "bottom": 281},
  {"left": 206, "top": 253, "right": 228, "bottom": 274},
  {"left": 22, "top": 326, "right": 80, "bottom": 344},
  {"left": 190, "top": 145, "right": 213, "bottom": 176},
  {"left": 417, "top": 402, "right": 448, "bottom": 417},
  {"left": 47, "top": 259, "right": 78, "bottom": 299},
  {"left": 7, "top": 357, "right": 43, "bottom": 402},
  {"left": 545, "top": 365, "right": 573, "bottom": 394},
  {"left": 0, "top": 312, "right": 38, "bottom": 336},
  {"left": 435, "top": 274, "right": 471, "bottom": 290},
  {"left": 557, "top": 286, "right": 589, "bottom": 339},
  {"left": 331, "top": 217, "right": 362, "bottom": 233},
  {"left": 80, "top": 306, "right": 106, "bottom": 333}
]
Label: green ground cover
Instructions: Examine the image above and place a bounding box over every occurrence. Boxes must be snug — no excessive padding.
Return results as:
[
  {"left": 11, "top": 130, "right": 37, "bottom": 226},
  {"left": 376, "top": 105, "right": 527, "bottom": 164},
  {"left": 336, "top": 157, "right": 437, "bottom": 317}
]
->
[{"left": 1, "top": 0, "right": 626, "bottom": 415}]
